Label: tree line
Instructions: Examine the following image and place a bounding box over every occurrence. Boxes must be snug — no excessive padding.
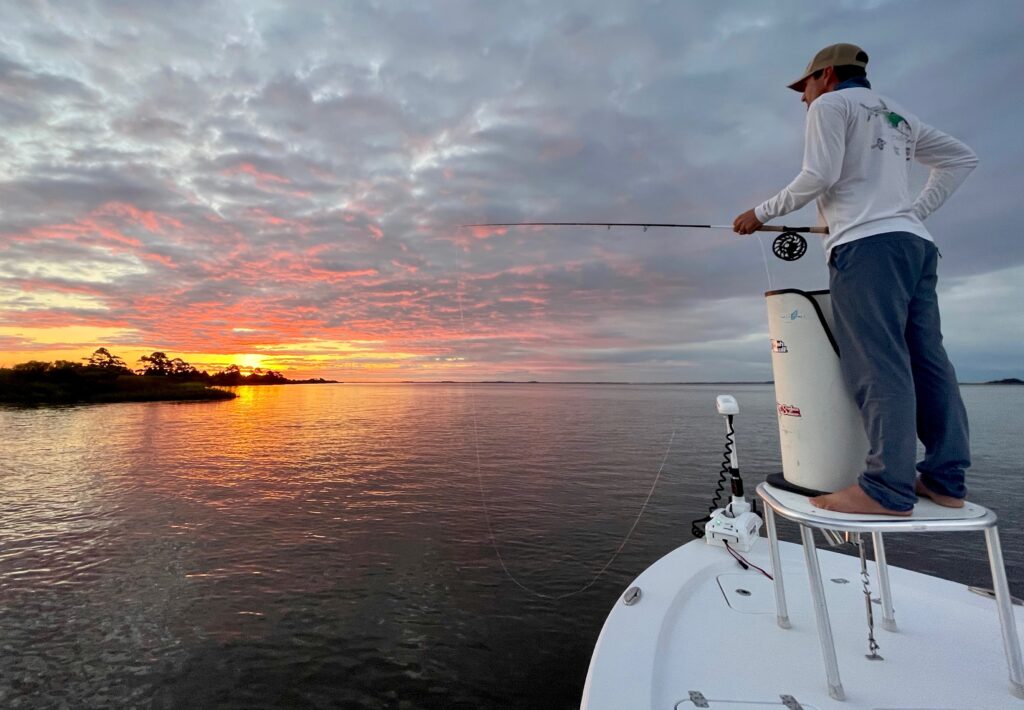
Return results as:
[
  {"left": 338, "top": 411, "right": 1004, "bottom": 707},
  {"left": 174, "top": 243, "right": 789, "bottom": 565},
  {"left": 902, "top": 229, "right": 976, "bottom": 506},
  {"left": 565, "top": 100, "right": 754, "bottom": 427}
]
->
[
  {"left": 94, "top": 348, "right": 291, "bottom": 385},
  {"left": 5, "top": 348, "right": 294, "bottom": 387},
  {"left": 1, "top": 349, "right": 337, "bottom": 403}
]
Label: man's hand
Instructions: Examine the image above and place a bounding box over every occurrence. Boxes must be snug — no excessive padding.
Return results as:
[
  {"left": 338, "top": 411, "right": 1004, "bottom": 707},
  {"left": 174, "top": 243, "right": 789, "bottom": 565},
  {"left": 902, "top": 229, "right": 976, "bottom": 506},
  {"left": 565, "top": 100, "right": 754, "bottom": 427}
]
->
[{"left": 733, "top": 209, "right": 764, "bottom": 235}]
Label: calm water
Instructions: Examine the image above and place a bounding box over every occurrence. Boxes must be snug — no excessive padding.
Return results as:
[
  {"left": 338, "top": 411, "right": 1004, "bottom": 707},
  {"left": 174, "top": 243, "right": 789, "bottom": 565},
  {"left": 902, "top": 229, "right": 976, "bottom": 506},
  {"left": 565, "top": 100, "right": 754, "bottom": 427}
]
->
[{"left": 1, "top": 384, "right": 1021, "bottom": 709}]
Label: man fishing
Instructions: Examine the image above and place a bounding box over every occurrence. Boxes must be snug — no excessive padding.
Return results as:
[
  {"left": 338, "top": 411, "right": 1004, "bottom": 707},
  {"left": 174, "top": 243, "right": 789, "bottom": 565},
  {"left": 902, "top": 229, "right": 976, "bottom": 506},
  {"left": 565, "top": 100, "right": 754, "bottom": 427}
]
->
[{"left": 733, "top": 43, "right": 978, "bottom": 516}]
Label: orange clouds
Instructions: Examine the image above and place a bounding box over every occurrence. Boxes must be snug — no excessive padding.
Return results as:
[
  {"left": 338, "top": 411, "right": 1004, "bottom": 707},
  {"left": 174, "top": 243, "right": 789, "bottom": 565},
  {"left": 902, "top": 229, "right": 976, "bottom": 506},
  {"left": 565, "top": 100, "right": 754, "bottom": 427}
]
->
[{"left": 2, "top": 190, "right": 697, "bottom": 381}]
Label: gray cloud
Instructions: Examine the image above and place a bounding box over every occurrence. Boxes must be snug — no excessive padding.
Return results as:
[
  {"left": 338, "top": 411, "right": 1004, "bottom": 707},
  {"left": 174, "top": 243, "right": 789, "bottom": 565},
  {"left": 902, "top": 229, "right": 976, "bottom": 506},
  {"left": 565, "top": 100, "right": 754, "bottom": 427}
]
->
[{"left": 0, "top": 0, "right": 1020, "bottom": 380}]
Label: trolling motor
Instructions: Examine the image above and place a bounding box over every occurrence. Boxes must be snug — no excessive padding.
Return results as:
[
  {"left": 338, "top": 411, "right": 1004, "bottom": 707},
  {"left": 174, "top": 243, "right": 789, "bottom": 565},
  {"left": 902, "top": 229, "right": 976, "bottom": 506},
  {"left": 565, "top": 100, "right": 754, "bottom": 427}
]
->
[{"left": 702, "top": 395, "right": 763, "bottom": 552}]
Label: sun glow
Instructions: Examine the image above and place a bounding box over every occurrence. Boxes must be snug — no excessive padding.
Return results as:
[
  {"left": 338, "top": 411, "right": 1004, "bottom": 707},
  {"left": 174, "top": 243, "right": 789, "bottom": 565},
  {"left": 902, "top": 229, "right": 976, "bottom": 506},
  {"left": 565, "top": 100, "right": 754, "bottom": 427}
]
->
[{"left": 233, "top": 353, "right": 266, "bottom": 370}]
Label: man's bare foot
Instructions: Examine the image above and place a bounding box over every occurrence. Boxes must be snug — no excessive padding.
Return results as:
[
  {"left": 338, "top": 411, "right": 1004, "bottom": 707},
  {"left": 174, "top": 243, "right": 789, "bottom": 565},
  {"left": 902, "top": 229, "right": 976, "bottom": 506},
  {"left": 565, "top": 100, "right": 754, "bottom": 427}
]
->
[
  {"left": 810, "top": 484, "right": 912, "bottom": 516},
  {"left": 915, "top": 477, "right": 965, "bottom": 508}
]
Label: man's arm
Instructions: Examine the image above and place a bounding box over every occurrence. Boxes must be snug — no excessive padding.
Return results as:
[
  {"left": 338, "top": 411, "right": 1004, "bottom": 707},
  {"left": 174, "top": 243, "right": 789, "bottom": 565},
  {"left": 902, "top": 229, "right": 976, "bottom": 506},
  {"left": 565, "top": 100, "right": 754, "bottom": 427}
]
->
[
  {"left": 912, "top": 123, "right": 978, "bottom": 221},
  {"left": 734, "top": 98, "right": 845, "bottom": 234}
]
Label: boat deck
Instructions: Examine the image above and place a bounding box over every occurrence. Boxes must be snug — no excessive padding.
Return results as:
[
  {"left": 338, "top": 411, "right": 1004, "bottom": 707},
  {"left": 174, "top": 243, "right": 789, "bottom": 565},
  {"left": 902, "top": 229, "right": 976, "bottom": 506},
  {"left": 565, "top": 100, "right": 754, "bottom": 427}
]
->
[{"left": 582, "top": 537, "right": 1024, "bottom": 709}]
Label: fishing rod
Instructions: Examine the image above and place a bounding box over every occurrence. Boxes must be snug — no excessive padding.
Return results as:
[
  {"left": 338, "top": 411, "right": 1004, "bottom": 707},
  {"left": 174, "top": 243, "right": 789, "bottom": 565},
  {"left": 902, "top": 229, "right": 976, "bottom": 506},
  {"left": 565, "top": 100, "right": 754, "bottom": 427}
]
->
[{"left": 460, "top": 222, "right": 829, "bottom": 261}]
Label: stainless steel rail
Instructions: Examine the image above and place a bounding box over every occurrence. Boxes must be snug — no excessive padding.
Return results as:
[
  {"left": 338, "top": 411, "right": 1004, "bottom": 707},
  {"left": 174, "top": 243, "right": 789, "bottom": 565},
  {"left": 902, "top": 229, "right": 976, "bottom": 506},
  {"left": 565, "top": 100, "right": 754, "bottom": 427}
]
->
[{"left": 756, "top": 482, "right": 1024, "bottom": 701}]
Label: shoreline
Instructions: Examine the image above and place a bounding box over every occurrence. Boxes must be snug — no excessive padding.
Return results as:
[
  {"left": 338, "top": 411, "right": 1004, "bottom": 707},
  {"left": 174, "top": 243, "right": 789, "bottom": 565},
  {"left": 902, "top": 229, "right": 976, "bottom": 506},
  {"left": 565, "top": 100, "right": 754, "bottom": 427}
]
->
[{"left": 4, "top": 378, "right": 1017, "bottom": 406}]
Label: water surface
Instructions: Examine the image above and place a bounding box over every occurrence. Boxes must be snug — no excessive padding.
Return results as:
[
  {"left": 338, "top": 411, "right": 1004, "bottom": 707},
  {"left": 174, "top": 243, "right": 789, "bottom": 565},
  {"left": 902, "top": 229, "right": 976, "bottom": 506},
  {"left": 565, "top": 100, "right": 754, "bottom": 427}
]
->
[{"left": 2, "top": 384, "right": 1021, "bottom": 708}]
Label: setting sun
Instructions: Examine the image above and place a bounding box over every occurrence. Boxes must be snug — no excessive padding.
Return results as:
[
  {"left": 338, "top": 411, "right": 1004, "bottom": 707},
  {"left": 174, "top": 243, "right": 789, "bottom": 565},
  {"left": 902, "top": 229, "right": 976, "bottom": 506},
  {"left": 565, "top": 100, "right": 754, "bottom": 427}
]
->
[{"left": 233, "top": 353, "right": 265, "bottom": 370}]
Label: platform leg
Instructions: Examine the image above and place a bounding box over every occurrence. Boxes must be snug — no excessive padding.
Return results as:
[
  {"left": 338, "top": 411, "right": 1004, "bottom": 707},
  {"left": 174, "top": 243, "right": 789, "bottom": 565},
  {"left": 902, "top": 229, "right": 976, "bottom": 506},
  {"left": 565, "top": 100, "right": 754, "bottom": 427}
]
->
[
  {"left": 983, "top": 527, "right": 1024, "bottom": 699},
  {"left": 871, "top": 532, "right": 897, "bottom": 632},
  {"left": 763, "top": 505, "right": 791, "bottom": 629},
  {"left": 800, "top": 525, "right": 845, "bottom": 701}
]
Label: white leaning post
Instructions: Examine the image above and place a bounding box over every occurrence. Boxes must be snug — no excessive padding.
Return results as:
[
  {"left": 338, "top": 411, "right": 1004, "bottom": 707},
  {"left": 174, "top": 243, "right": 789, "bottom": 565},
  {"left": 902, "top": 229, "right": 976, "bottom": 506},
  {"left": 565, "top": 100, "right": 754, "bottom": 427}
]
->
[
  {"left": 872, "top": 532, "right": 897, "bottom": 632},
  {"left": 763, "top": 504, "right": 791, "bottom": 629},
  {"left": 756, "top": 482, "right": 1024, "bottom": 702},
  {"left": 799, "top": 524, "right": 846, "bottom": 700}
]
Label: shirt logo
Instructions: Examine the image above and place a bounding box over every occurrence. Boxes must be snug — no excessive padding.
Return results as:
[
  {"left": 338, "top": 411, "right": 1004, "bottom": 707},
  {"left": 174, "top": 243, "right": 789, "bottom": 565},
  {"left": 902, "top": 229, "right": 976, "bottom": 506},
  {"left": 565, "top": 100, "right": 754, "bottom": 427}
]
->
[
  {"left": 861, "top": 100, "right": 914, "bottom": 160},
  {"left": 861, "top": 101, "right": 911, "bottom": 137}
]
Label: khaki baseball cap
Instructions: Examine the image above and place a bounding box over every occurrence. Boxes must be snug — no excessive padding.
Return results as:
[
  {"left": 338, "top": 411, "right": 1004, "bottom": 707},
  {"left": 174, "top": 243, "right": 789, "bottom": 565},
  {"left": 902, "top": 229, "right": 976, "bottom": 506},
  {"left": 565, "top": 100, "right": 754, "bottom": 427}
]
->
[{"left": 788, "top": 43, "right": 869, "bottom": 91}]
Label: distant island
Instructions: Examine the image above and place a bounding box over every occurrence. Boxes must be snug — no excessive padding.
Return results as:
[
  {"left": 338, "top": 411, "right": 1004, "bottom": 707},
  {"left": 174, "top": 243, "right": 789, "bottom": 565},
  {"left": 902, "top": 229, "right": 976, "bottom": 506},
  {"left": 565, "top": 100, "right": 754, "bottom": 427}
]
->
[
  {"left": 0, "top": 348, "right": 337, "bottom": 405},
  {"left": 983, "top": 378, "right": 1024, "bottom": 385}
]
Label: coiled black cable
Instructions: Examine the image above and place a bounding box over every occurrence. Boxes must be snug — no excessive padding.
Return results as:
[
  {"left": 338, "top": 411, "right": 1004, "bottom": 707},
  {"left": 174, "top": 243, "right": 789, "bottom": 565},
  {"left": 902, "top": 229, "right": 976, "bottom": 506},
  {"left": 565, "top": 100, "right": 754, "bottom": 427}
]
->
[{"left": 690, "top": 417, "right": 733, "bottom": 538}]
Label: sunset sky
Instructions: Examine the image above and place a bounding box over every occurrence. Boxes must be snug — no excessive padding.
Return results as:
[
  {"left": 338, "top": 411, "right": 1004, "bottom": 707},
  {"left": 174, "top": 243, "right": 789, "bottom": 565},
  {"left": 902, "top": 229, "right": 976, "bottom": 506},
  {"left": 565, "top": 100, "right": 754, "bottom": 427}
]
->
[{"left": 1, "top": 1, "right": 1021, "bottom": 381}]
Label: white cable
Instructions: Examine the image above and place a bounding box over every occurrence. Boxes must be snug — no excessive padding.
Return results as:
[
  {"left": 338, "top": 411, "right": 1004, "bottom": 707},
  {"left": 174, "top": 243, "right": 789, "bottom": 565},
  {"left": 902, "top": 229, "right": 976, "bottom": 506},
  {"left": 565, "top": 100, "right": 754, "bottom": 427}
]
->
[
  {"left": 453, "top": 239, "right": 680, "bottom": 600},
  {"left": 755, "top": 233, "right": 775, "bottom": 291}
]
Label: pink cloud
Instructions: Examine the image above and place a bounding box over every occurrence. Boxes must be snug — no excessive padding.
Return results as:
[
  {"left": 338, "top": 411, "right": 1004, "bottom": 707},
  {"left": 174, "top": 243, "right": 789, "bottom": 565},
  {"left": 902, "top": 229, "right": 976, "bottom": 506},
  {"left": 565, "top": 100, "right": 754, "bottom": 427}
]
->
[
  {"left": 225, "top": 162, "right": 291, "bottom": 185},
  {"left": 498, "top": 295, "right": 547, "bottom": 305},
  {"left": 245, "top": 207, "right": 312, "bottom": 233},
  {"left": 17, "top": 218, "right": 141, "bottom": 250},
  {"left": 391, "top": 259, "right": 418, "bottom": 274},
  {"left": 97, "top": 202, "right": 184, "bottom": 233},
  {"left": 470, "top": 225, "right": 507, "bottom": 239}
]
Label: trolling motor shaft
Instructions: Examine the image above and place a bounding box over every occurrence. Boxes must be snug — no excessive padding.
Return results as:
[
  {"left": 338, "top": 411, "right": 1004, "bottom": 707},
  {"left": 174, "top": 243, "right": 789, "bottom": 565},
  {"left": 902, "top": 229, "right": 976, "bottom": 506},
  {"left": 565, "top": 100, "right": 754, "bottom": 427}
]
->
[{"left": 704, "top": 395, "right": 763, "bottom": 552}]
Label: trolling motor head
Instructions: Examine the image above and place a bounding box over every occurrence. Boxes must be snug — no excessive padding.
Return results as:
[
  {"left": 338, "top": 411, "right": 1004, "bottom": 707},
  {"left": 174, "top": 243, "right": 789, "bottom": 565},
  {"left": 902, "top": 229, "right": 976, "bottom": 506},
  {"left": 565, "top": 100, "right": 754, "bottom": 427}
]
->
[
  {"left": 715, "top": 394, "right": 739, "bottom": 416},
  {"left": 704, "top": 394, "right": 763, "bottom": 552}
]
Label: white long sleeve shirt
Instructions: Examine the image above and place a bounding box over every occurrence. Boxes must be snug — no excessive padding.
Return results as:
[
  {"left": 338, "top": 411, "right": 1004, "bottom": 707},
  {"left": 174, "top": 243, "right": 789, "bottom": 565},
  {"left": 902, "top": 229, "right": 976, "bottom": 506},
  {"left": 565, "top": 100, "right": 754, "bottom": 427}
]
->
[{"left": 754, "top": 86, "right": 978, "bottom": 260}]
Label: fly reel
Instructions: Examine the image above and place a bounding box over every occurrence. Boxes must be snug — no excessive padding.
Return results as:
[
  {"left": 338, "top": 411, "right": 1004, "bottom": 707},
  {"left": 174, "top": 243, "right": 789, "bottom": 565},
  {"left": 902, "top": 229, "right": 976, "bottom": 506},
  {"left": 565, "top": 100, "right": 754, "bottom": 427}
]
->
[{"left": 772, "top": 230, "right": 808, "bottom": 261}]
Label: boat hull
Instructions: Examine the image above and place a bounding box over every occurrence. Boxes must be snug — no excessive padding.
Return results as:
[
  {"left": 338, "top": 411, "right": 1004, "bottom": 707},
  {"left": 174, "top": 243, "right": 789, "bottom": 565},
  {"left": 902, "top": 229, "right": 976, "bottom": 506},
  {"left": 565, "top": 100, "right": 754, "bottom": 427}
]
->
[{"left": 581, "top": 538, "right": 1024, "bottom": 709}]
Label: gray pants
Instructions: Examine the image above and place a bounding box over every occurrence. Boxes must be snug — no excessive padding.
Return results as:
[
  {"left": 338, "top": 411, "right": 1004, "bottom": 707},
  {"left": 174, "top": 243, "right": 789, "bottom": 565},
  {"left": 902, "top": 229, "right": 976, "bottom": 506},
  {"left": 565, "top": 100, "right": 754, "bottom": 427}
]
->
[{"left": 829, "top": 232, "right": 970, "bottom": 511}]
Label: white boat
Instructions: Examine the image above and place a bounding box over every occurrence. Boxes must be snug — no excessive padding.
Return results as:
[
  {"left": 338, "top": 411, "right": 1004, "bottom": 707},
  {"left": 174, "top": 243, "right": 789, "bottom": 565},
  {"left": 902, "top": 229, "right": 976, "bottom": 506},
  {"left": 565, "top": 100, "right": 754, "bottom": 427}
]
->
[
  {"left": 581, "top": 397, "right": 1024, "bottom": 710},
  {"left": 582, "top": 291, "right": 1024, "bottom": 708},
  {"left": 581, "top": 490, "right": 1024, "bottom": 709}
]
